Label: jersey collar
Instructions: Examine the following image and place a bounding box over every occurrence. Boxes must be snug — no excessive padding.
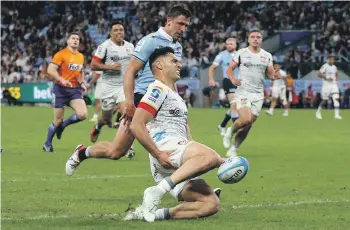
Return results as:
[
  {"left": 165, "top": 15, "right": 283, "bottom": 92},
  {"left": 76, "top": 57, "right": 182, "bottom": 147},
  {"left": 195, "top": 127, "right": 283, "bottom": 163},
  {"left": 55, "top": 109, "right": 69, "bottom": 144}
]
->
[{"left": 158, "top": 27, "right": 173, "bottom": 42}]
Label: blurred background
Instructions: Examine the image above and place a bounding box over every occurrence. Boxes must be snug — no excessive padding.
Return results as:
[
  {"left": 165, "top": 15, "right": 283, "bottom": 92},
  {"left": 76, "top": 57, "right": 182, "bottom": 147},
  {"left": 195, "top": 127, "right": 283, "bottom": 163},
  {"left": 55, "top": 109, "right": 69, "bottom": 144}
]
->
[{"left": 1, "top": 1, "right": 350, "bottom": 108}]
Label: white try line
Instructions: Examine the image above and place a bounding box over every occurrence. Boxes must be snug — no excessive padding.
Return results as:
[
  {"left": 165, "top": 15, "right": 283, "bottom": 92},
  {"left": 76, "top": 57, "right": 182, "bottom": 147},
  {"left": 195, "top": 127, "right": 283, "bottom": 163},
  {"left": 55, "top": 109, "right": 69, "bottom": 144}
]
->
[
  {"left": 1, "top": 174, "right": 149, "bottom": 183},
  {"left": 2, "top": 199, "right": 349, "bottom": 221}
]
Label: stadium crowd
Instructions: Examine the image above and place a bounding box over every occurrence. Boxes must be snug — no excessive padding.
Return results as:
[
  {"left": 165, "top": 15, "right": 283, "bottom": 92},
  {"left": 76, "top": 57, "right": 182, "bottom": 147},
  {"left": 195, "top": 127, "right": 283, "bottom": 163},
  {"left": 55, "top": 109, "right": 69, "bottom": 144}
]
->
[{"left": 1, "top": 1, "right": 349, "bottom": 84}]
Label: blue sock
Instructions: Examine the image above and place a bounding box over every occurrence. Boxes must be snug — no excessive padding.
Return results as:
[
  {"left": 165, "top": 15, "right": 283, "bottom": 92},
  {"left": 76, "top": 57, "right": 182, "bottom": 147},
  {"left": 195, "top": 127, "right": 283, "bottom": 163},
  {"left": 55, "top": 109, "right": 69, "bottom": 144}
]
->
[
  {"left": 61, "top": 114, "right": 81, "bottom": 129},
  {"left": 45, "top": 123, "right": 57, "bottom": 146}
]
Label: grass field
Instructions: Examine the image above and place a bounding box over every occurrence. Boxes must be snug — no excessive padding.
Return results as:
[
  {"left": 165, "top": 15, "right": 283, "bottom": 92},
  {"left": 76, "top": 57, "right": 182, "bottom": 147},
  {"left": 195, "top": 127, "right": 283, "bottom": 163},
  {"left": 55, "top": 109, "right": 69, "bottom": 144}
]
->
[{"left": 1, "top": 106, "right": 350, "bottom": 230}]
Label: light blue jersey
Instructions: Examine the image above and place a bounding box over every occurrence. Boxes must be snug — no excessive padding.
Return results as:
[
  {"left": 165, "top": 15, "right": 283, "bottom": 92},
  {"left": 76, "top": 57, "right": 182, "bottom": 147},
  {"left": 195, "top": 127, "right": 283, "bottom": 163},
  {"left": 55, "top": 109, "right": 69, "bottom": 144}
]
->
[
  {"left": 213, "top": 50, "right": 239, "bottom": 79},
  {"left": 133, "top": 28, "right": 182, "bottom": 95}
]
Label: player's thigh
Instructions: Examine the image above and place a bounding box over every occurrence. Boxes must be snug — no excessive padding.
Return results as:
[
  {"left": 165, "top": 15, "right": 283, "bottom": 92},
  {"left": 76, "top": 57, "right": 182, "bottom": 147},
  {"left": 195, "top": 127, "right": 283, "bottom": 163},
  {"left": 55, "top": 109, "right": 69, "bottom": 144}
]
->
[
  {"left": 69, "top": 99, "right": 87, "bottom": 117},
  {"left": 250, "top": 99, "right": 263, "bottom": 117},
  {"left": 235, "top": 96, "right": 254, "bottom": 121},
  {"left": 182, "top": 142, "right": 221, "bottom": 166},
  {"left": 271, "top": 87, "right": 279, "bottom": 99},
  {"left": 321, "top": 87, "right": 331, "bottom": 100},
  {"left": 101, "top": 96, "right": 117, "bottom": 112},
  {"left": 109, "top": 120, "right": 134, "bottom": 155},
  {"left": 178, "top": 179, "right": 218, "bottom": 204}
]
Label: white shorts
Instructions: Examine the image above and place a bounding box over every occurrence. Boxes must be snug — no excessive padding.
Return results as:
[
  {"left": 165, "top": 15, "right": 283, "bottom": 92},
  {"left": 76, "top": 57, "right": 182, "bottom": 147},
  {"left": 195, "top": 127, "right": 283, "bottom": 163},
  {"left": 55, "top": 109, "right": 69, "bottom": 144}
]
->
[
  {"left": 101, "top": 87, "right": 125, "bottom": 111},
  {"left": 149, "top": 139, "right": 200, "bottom": 200},
  {"left": 321, "top": 85, "right": 339, "bottom": 100},
  {"left": 271, "top": 86, "right": 286, "bottom": 99},
  {"left": 235, "top": 92, "right": 264, "bottom": 116},
  {"left": 94, "top": 83, "right": 103, "bottom": 99}
]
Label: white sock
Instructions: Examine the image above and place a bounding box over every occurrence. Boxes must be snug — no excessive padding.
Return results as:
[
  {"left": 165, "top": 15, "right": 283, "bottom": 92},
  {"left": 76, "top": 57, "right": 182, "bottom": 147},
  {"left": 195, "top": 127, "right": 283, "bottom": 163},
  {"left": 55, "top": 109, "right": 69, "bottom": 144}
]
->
[
  {"left": 284, "top": 109, "right": 288, "bottom": 113},
  {"left": 156, "top": 177, "right": 174, "bottom": 196},
  {"left": 269, "top": 107, "right": 274, "bottom": 113},
  {"left": 226, "top": 109, "right": 230, "bottom": 116},
  {"left": 335, "top": 107, "right": 340, "bottom": 116},
  {"left": 85, "top": 146, "right": 91, "bottom": 158},
  {"left": 231, "top": 112, "right": 239, "bottom": 119},
  {"left": 317, "top": 105, "right": 322, "bottom": 113},
  {"left": 230, "top": 144, "right": 237, "bottom": 151},
  {"left": 225, "top": 127, "right": 233, "bottom": 137},
  {"left": 94, "top": 112, "right": 98, "bottom": 117},
  {"left": 155, "top": 208, "right": 170, "bottom": 220}
]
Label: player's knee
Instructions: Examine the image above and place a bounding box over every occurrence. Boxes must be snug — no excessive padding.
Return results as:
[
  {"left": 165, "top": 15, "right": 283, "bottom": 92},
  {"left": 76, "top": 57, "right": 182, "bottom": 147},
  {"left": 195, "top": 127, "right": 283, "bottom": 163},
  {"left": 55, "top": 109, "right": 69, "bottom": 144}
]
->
[
  {"left": 202, "top": 151, "right": 222, "bottom": 170},
  {"left": 53, "top": 119, "right": 63, "bottom": 126},
  {"left": 198, "top": 195, "right": 220, "bottom": 217},
  {"left": 240, "top": 117, "right": 252, "bottom": 127},
  {"left": 106, "top": 147, "right": 126, "bottom": 160},
  {"left": 76, "top": 111, "right": 87, "bottom": 120}
]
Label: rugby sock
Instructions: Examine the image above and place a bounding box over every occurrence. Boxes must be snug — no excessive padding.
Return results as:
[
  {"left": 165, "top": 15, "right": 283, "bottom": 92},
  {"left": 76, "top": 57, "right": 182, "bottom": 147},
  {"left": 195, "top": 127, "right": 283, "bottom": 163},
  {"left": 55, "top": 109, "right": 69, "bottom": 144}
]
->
[
  {"left": 220, "top": 110, "right": 231, "bottom": 128},
  {"left": 155, "top": 208, "right": 170, "bottom": 220},
  {"left": 156, "top": 177, "right": 175, "bottom": 196},
  {"left": 335, "top": 107, "right": 340, "bottom": 116},
  {"left": 45, "top": 122, "right": 57, "bottom": 145},
  {"left": 78, "top": 146, "right": 90, "bottom": 161},
  {"left": 269, "top": 107, "right": 274, "bottom": 113},
  {"left": 61, "top": 114, "right": 81, "bottom": 129},
  {"left": 231, "top": 111, "right": 239, "bottom": 123}
]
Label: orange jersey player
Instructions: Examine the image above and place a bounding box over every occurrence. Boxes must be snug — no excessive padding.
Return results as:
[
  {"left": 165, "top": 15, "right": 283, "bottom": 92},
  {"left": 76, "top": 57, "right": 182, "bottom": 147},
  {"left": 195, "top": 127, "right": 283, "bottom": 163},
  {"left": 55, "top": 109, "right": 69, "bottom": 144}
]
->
[{"left": 43, "top": 32, "right": 88, "bottom": 152}]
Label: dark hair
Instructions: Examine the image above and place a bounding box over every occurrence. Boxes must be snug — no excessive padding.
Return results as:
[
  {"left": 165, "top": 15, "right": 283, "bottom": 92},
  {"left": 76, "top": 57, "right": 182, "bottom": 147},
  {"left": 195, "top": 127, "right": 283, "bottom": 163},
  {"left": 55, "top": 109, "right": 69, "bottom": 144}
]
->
[
  {"left": 248, "top": 30, "right": 262, "bottom": 36},
  {"left": 168, "top": 5, "right": 192, "bottom": 18},
  {"left": 149, "top": 47, "right": 175, "bottom": 71},
  {"left": 109, "top": 21, "right": 124, "bottom": 30},
  {"left": 68, "top": 32, "right": 81, "bottom": 40}
]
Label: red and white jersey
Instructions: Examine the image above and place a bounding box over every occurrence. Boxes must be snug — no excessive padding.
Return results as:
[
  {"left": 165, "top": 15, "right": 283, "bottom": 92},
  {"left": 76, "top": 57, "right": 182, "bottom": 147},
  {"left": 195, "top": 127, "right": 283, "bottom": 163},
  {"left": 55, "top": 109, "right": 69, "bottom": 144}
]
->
[
  {"left": 319, "top": 63, "right": 338, "bottom": 87},
  {"left": 138, "top": 80, "right": 188, "bottom": 144}
]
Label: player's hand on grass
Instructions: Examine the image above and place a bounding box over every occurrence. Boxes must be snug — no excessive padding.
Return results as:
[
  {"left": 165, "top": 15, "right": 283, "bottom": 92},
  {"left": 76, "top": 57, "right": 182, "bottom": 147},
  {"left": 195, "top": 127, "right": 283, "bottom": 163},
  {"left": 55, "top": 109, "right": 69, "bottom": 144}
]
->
[
  {"left": 156, "top": 150, "right": 177, "bottom": 170},
  {"left": 60, "top": 78, "right": 72, "bottom": 87},
  {"left": 122, "top": 101, "right": 136, "bottom": 123},
  {"left": 231, "top": 78, "right": 241, "bottom": 86}
]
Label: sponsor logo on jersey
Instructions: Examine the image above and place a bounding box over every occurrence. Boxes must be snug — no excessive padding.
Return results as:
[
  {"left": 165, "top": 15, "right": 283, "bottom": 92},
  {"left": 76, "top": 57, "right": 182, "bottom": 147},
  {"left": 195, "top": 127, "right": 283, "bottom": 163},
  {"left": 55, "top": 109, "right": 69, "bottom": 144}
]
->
[{"left": 68, "top": 64, "right": 82, "bottom": 71}]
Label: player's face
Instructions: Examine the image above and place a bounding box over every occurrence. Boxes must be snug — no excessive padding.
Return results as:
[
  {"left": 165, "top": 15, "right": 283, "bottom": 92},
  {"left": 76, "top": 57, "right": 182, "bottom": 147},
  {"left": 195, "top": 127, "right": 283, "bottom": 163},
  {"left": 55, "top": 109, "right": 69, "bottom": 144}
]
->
[
  {"left": 164, "top": 53, "right": 182, "bottom": 81},
  {"left": 248, "top": 32, "right": 262, "bottom": 48},
  {"left": 110, "top": 24, "right": 125, "bottom": 43},
  {"left": 67, "top": 35, "right": 80, "bottom": 49},
  {"left": 328, "top": 57, "right": 334, "bottom": 65},
  {"left": 226, "top": 40, "right": 236, "bottom": 52},
  {"left": 167, "top": 15, "right": 190, "bottom": 41},
  {"left": 273, "top": 64, "right": 280, "bottom": 71}
]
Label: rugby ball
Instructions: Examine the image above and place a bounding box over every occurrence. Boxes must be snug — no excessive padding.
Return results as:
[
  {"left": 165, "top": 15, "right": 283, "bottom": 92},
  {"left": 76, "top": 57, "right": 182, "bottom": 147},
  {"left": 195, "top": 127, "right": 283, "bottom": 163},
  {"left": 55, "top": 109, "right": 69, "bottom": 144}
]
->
[{"left": 217, "top": 156, "right": 249, "bottom": 184}]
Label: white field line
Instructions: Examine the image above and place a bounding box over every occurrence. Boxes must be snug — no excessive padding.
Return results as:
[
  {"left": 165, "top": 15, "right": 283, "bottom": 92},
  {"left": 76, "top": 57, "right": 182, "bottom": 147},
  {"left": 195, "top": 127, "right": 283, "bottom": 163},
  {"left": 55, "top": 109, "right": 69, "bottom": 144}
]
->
[
  {"left": 1, "top": 174, "right": 149, "bottom": 183},
  {"left": 2, "top": 199, "right": 349, "bottom": 221}
]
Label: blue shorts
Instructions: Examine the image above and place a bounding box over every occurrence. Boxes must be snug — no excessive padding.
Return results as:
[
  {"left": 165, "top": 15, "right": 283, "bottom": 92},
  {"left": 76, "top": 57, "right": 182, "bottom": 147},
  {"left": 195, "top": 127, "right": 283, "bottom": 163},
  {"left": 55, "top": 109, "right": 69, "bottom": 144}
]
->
[{"left": 52, "top": 84, "right": 83, "bottom": 108}]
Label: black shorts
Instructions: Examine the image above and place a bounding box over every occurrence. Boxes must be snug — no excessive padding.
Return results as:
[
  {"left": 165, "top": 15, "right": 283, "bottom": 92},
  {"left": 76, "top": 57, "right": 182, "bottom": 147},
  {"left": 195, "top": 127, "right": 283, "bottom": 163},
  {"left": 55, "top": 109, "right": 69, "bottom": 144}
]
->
[
  {"left": 134, "top": 93, "right": 144, "bottom": 107},
  {"left": 202, "top": 87, "right": 211, "bottom": 97},
  {"left": 223, "top": 78, "right": 237, "bottom": 95}
]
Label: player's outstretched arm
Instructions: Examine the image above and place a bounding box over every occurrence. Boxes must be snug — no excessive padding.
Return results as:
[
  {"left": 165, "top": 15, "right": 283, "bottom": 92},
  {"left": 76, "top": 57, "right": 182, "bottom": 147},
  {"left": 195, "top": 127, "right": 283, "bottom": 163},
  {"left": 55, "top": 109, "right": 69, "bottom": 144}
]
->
[{"left": 123, "top": 56, "right": 145, "bottom": 118}]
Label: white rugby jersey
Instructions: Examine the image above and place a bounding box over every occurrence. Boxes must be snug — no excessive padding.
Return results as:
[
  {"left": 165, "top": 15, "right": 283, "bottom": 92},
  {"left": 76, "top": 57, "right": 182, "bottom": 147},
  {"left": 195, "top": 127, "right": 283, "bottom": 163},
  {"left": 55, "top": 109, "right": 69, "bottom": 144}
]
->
[
  {"left": 93, "top": 39, "right": 134, "bottom": 86},
  {"left": 319, "top": 63, "right": 338, "bottom": 86},
  {"left": 138, "top": 80, "right": 188, "bottom": 145},
  {"left": 233, "top": 47, "right": 273, "bottom": 94},
  {"left": 273, "top": 69, "right": 287, "bottom": 88}
]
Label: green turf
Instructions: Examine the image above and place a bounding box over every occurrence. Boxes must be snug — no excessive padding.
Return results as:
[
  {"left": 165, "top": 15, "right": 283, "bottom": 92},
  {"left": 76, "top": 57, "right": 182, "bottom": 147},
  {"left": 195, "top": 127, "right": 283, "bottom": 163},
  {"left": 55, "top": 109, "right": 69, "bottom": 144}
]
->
[{"left": 1, "top": 107, "right": 350, "bottom": 229}]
